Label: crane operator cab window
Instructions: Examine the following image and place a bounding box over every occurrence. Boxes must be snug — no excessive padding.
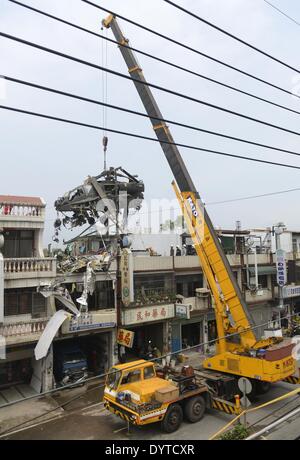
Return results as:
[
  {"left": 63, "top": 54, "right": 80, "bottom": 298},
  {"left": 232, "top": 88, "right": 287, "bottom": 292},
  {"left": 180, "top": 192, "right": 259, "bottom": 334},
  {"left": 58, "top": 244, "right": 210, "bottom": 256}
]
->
[
  {"left": 120, "top": 369, "right": 141, "bottom": 385},
  {"left": 144, "top": 365, "right": 155, "bottom": 379}
]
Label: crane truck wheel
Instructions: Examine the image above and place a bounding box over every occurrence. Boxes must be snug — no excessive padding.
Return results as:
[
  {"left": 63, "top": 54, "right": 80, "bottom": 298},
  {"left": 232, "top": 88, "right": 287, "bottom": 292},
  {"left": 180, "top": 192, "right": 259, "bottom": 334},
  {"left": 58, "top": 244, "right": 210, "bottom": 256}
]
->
[
  {"left": 184, "top": 395, "right": 206, "bottom": 423},
  {"left": 255, "top": 381, "right": 271, "bottom": 395},
  {"left": 161, "top": 403, "right": 183, "bottom": 433}
]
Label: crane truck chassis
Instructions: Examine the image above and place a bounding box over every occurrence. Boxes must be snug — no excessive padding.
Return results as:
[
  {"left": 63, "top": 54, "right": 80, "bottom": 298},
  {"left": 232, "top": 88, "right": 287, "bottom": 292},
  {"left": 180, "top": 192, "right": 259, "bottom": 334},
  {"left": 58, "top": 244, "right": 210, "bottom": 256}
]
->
[
  {"left": 101, "top": 13, "right": 300, "bottom": 432},
  {"left": 104, "top": 360, "right": 242, "bottom": 433}
]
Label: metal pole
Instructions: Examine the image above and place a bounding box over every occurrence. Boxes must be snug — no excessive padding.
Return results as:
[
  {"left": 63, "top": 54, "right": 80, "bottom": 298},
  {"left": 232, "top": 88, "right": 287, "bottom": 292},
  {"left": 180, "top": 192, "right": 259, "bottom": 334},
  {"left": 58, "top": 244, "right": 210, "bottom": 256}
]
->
[
  {"left": 243, "top": 380, "right": 247, "bottom": 427},
  {"left": 275, "top": 229, "right": 284, "bottom": 327}
]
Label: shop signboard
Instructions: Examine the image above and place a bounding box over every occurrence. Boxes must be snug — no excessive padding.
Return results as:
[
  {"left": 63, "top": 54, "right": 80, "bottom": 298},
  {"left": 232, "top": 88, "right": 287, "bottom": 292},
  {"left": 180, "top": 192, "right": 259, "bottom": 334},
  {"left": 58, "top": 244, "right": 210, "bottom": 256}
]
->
[
  {"left": 123, "top": 304, "right": 175, "bottom": 326},
  {"left": 276, "top": 249, "right": 287, "bottom": 287},
  {"left": 117, "top": 328, "right": 135, "bottom": 348},
  {"left": 175, "top": 304, "right": 190, "bottom": 320},
  {"left": 283, "top": 285, "right": 300, "bottom": 298},
  {"left": 121, "top": 248, "right": 134, "bottom": 306},
  {"left": 61, "top": 311, "right": 116, "bottom": 334}
]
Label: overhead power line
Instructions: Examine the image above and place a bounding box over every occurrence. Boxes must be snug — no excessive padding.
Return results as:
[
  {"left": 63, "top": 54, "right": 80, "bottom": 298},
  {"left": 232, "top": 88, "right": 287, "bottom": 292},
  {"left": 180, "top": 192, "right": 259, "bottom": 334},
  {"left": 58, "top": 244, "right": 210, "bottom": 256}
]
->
[
  {"left": 207, "top": 186, "right": 300, "bottom": 205},
  {"left": 1, "top": 104, "right": 300, "bottom": 171},
  {"left": 163, "top": 0, "right": 300, "bottom": 74},
  {"left": 80, "top": 0, "right": 300, "bottom": 99},
  {"left": 7, "top": 0, "right": 300, "bottom": 116},
  {"left": 2, "top": 32, "right": 300, "bottom": 139},
  {"left": 263, "top": 0, "right": 300, "bottom": 28},
  {"left": 5, "top": 75, "right": 300, "bottom": 160}
]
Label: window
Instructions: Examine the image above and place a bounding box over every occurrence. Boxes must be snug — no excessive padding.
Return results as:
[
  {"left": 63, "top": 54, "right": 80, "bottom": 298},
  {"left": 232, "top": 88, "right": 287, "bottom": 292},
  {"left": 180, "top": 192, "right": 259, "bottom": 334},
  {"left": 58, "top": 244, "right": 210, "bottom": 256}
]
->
[
  {"left": 3, "top": 230, "right": 34, "bottom": 258},
  {"left": 94, "top": 281, "right": 114, "bottom": 310},
  {"left": 144, "top": 366, "right": 155, "bottom": 380},
  {"left": 134, "top": 275, "right": 165, "bottom": 291},
  {"left": 4, "top": 290, "right": 46, "bottom": 316},
  {"left": 120, "top": 370, "right": 141, "bottom": 385},
  {"left": 32, "top": 292, "right": 47, "bottom": 318},
  {"left": 107, "top": 369, "right": 121, "bottom": 390},
  {"left": 258, "top": 275, "right": 268, "bottom": 289}
]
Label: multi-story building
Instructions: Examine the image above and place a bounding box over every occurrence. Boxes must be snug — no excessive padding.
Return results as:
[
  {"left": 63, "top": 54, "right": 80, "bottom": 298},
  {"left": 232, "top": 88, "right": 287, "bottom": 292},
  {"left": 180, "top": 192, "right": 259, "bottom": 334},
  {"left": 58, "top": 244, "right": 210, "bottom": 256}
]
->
[
  {"left": 0, "top": 195, "right": 56, "bottom": 401},
  {"left": 118, "top": 226, "right": 300, "bottom": 359},
  {"left": 2, "top": 198, "right": 300, "bottom": 402},
  {"left": 0, "top": 196, "right": 118, "bottom": 402}
]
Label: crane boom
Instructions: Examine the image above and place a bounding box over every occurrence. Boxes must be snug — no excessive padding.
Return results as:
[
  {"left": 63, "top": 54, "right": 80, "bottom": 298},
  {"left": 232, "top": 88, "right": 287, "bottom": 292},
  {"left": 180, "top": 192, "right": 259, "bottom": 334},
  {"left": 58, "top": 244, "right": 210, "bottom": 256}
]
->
[
  {"left": 103, "top": 14, "right": 257, "bottom": 346},
  {"left": 103, "top": 14, "right": 296, "bottom": 382}
]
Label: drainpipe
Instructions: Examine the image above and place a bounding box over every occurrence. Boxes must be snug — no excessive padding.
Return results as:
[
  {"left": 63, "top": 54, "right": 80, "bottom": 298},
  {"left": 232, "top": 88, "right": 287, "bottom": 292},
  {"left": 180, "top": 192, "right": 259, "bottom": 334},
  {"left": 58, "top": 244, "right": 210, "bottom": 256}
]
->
[{"left": 254, "top": 246, "right": 259, "bottom": 290}]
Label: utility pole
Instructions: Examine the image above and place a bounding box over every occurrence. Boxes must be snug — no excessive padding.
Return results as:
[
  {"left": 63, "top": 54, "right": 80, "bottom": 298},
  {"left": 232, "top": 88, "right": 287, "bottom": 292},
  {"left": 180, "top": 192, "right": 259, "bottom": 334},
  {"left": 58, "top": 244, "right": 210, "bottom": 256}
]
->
[{"left": 273, "top": 222, "right": 287, "bottom": 327}]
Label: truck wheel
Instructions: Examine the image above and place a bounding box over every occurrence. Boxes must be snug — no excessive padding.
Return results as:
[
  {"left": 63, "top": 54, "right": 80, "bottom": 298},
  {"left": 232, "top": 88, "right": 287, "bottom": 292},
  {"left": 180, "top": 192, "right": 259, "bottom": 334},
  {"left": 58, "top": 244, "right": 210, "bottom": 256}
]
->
[
  {"left": 161, "top": 404, "right": 183, "bottom": 433},
  {"left": 184, "top": 396, "right": 206, "bottom": 423},
  {"left": 255, "top": 381, "right": 271, "bottom": 395}
]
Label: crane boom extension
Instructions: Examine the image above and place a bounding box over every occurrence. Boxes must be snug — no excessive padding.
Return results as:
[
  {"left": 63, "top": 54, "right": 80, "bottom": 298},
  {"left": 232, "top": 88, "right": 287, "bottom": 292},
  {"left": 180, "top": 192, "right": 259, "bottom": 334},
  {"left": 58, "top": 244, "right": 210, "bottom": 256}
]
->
[
  {"left": 103, "top": 15, "right": 296, "bottom": 382},
  {"left": 103, "top": 14, "right": 257, "bottom": 346}
]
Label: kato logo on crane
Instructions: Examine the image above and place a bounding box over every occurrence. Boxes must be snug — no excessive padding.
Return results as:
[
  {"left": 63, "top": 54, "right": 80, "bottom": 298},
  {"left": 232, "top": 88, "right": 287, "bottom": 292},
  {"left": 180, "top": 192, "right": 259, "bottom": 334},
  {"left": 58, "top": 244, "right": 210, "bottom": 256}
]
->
[{"left": 187, "top": 196, "right": 198, "bottom": 217}]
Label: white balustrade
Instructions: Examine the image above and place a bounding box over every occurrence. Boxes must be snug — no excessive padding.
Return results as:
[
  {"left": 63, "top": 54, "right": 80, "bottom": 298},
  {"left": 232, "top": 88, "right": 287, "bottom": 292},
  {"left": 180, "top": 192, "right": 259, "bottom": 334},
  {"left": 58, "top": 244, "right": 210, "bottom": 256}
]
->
[
  {"left": 4, "top": 258, "right": 55, "bottom": 274},
  {"left": 0, "top": 319, "right": 48, "bottom": 337},
  {"left": 0, "top": 203, "right": 44, "bottom": 218}
]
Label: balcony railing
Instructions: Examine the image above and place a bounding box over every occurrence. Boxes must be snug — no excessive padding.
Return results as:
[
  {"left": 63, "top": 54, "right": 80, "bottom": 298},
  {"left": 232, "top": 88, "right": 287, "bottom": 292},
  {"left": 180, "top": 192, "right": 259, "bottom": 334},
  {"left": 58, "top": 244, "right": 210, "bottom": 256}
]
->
[
  {"left": 4, "top": 258, "right": 56, "bottom": 277},
  {"left": 0, "top": 318, "right": 48, "bottom": 338},
  {"left": 0, "top": 203, "right": 44, "bottom": 218},
  {"left": 134, "top": 288, "right": 176, "bottom": 307}
]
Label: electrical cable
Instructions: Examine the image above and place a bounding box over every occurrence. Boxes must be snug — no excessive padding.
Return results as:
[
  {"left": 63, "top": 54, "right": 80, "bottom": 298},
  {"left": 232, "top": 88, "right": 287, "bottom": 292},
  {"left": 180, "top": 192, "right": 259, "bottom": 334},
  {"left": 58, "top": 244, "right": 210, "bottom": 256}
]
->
[
  {"left": 80, "top": 0, "right": 300, "bottom": 99},
  {"left": 0, "top": 311, "right": 298, "bottom": 411},
  {"left": 2, "top": 32, "right": 300, "bottom": 139},
  {"left": 7, "top": 0, "right": 300, "bottom": 112},
  {"left": 2, "top": 104, "right": 300, "bottom": 171},
  {"left": 263, "top": 0, "right": 300, "bottom": 28},
  {"left": 0, "top": 310, "right": 299, "bottom": 434},
  {"left": 4, "top": 74, "right": 300, "bottom": 159},
  {"left": 163, "top": 0, "right": 300, "bottom": 74},
  {"left": 206, "top": 186, "right": 300, "bottom": 205}
]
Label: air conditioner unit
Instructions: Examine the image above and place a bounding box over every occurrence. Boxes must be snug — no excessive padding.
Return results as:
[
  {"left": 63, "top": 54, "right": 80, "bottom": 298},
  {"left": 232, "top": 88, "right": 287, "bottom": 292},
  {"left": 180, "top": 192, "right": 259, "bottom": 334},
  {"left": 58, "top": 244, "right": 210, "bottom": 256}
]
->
[{"left": 195, "top": 288, "right": 210, "bottom": 298}]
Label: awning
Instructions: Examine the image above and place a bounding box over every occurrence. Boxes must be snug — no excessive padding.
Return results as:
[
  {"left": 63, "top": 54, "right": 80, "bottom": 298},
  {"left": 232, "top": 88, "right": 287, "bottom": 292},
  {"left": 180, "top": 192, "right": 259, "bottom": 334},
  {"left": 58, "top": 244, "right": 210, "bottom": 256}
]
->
[{"left": 248, "top": 266, "right": 276, "bottom": 276}]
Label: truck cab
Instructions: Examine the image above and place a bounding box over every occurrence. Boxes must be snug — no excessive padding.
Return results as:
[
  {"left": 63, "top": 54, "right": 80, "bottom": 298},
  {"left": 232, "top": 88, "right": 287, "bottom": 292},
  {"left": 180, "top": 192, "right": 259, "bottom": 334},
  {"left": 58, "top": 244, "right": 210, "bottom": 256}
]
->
[
  {"left": 104, "top": 360, "right": 210, "bottom": 432},
  {"left": 53, "top": 342, "right": 88, "bottom": 387}
]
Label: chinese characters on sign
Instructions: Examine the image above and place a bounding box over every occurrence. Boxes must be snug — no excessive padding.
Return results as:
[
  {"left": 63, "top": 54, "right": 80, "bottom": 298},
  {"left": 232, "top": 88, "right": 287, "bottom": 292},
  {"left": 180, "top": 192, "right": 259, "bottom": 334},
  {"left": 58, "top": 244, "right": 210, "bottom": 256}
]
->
[
  {"left": 121, "top": 249, "right": 134, "bottom": 306},
  {"left": 283, "top": 285, "right": 300, "bottom": 298},
  {"left": 276, "top": 249, "right": 287, "bottom": 288},
  {"left": 123, "top": 304, "right": 175, "bottom": 326},
  {"left": 117, "top": 328, "right": 135, "bottom": 348}
]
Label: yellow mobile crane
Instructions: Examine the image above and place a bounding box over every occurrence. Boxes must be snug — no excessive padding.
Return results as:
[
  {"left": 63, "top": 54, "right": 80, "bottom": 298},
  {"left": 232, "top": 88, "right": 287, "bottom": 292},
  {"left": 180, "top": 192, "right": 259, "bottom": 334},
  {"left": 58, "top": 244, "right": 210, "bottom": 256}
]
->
[{"left": 102, "top": 15, "right": 297, "bottom": 427}]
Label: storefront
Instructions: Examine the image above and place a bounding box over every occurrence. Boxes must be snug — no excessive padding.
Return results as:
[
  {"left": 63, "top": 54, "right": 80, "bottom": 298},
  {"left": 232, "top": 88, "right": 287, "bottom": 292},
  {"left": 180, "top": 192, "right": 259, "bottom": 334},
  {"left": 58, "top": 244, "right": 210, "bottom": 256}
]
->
[
  {"left": 53, "top": 331, "right": 112, "bottom": 383},
  {"left": 59, "top": 311, "right": 116, "bottom": 379},
  {"left": 171, "top": 306, "right": 204, "bottom": 353},
  {"left": 121, "top": 304, "right": 175, "bottom": 359},
  {"left": 0, "top": 344, "right": 35, "bottom": 389}
]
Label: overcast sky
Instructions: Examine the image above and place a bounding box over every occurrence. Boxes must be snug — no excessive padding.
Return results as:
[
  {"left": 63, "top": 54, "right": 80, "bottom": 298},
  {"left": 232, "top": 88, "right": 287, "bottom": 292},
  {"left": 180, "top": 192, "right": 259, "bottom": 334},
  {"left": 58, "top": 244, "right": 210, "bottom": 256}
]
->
[{"left": 1, "top": 0, "right": 300, "bottom": 246}]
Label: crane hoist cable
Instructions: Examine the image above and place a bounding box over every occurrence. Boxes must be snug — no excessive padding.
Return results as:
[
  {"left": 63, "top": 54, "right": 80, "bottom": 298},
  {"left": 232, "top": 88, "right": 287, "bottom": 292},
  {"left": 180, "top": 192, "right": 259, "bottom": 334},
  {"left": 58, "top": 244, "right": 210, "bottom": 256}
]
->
[{"left": 101, "top": 24, "right": 109, "bottom": 170}]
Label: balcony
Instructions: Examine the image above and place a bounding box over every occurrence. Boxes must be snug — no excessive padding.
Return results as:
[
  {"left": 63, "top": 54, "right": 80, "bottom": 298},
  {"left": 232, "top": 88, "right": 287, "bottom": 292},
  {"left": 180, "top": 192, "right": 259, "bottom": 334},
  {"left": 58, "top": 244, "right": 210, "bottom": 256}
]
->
[
  {"left": 245, "top": 289, "right": 273, "bottom": 304},
  {"left": 4, "top": 257, "right": 56, "bottom": 289},
  {"left": 4, "top": 258, "right": 56, "bottom": 278},
  {"left": 133, "top": 287, "right": 176, "bottom": 307},
  {"left": 0, "top": 196, "right": 45, "bottom": 229},
  {"left": 0, "top": 318, "right": 48, "bottom": 345}
]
